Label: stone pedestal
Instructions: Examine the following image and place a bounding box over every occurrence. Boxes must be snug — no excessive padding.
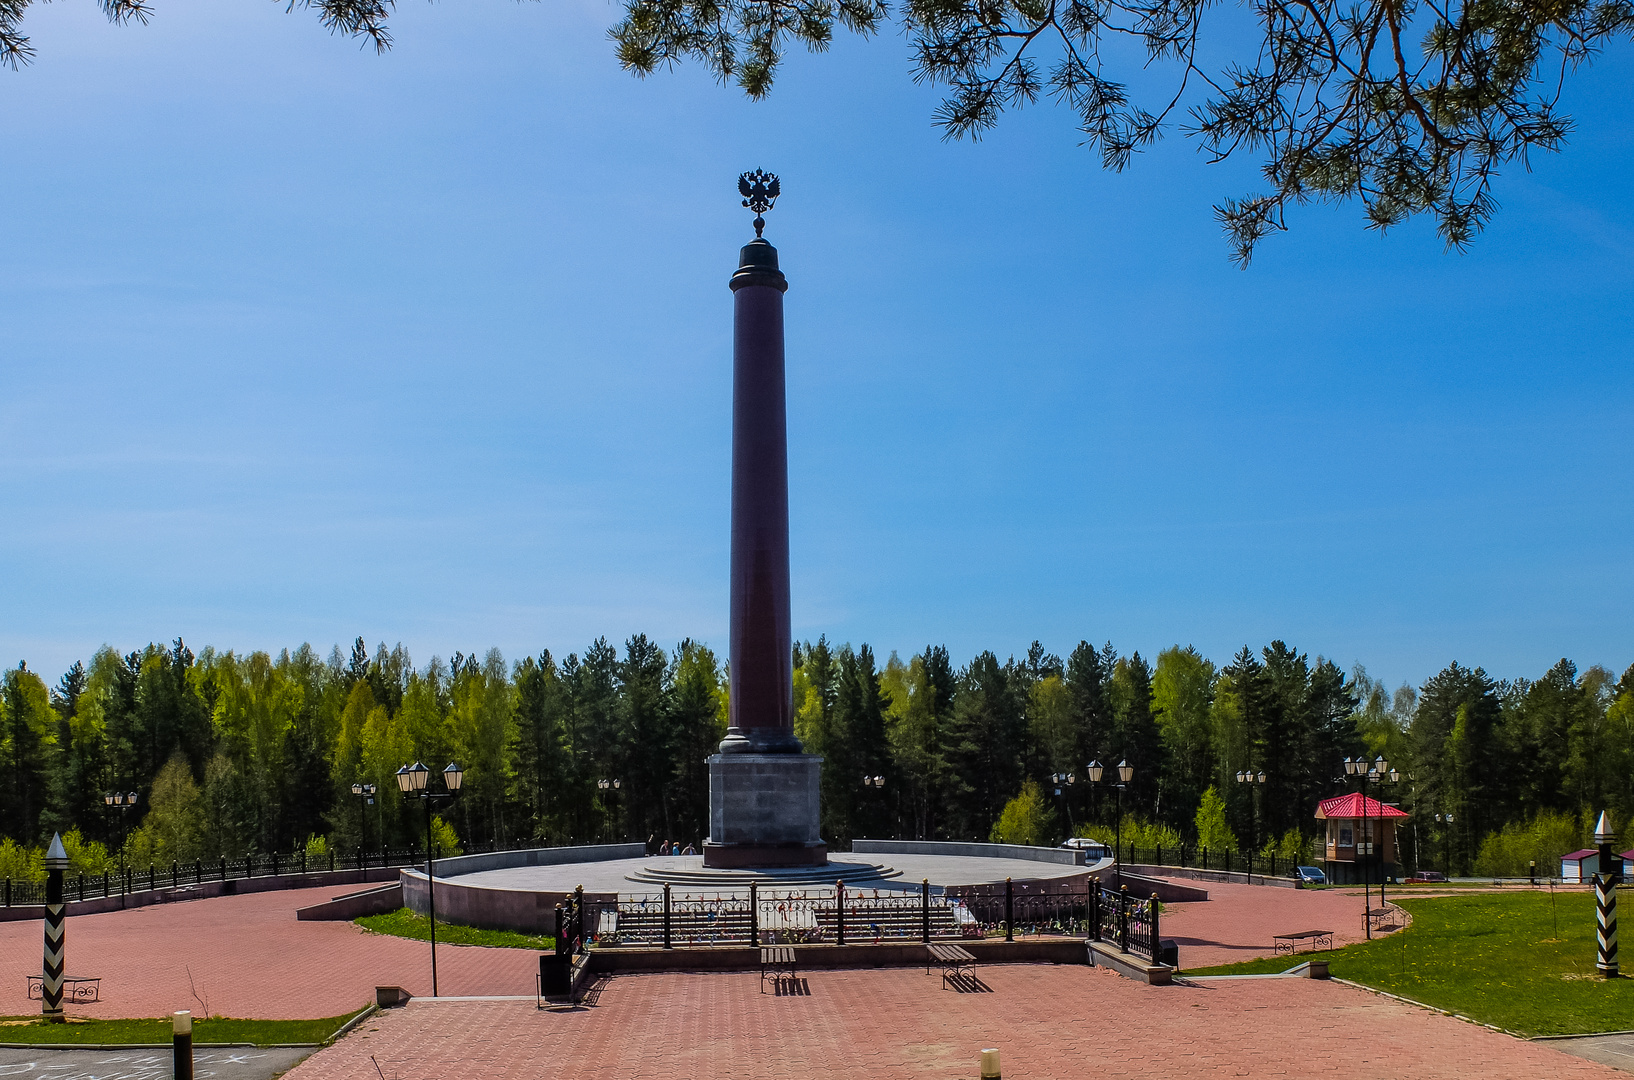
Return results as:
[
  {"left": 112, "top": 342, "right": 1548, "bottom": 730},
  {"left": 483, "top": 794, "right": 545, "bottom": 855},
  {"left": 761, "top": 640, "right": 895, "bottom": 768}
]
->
[{"left": 703, "top": 753, "right": 826, "bottom": 867}]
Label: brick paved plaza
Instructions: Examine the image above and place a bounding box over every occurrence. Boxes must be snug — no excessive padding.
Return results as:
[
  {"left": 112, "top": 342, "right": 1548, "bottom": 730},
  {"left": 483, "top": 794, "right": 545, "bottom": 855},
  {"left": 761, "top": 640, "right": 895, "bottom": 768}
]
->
[
  {"left": 1153, "top": 879, "right": 1380, "bottom": 967},
  {"left": 1, "top": 879, "right": 1616, "bottom": 1078},
  {"left": 286, "top": 967, "right": 1621, "bottom": 1080},
  {"left": 0, "top": 886, "right": 535, "bottom": 1019}
]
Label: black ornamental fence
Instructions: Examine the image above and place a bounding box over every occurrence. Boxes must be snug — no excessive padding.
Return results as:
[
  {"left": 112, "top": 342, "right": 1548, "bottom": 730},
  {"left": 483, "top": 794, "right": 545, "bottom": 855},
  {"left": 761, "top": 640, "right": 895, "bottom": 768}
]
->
[
  {"left": 3, "top": 845, "right": 452, "bottom": 908},
  {"left": 595, "top": 878, "right": 1104, "bottom": 948},
  {"left": 1110, "top": 841, "right": 1302, "bottom": 879},
  {"left": 1090, "top": 884, "right": 1161, "bottom": 961}
]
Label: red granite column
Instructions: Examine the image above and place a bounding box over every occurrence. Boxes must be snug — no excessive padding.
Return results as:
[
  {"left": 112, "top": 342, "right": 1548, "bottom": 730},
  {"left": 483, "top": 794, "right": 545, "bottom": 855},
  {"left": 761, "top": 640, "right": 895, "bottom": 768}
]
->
[{"left": 719, "top": 236, "right": 800, "bottom": 754}]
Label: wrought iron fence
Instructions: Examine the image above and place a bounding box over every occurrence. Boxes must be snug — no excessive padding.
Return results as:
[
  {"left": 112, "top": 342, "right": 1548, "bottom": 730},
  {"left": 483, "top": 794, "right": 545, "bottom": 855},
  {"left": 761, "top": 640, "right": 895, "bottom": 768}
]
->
[
  {"left": 1090, "top": 884, "right": 1160, "bottom": 960},
  {"left": 944, "top": 879, "right": 1093, "bottom": 938},
  {"left": 1, "top": 845, "right": 432, "bottom": 907},
  {"left": 1111, "top": 842, "right": 1300, "bottom": 879},
  {"left": 596, "top": 879, "right": 1091, "bottom": 948}
]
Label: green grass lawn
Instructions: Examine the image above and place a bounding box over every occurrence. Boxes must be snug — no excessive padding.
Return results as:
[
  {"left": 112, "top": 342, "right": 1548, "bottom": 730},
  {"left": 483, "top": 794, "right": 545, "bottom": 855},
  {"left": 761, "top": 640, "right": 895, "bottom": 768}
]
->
[
  {"left": 1183, "top": 890, "right": 1631, "bottom": 1037},
  {"left": 0, "top": 1011, "right": 364, "bottom": 1045},
  {"left": 357, "top": 907, "right": 555, "bottom": 951}
]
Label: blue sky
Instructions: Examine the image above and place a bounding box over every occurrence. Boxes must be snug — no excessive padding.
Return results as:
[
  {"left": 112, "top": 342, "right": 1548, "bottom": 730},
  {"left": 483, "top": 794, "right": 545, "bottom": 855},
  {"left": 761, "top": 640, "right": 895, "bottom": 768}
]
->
[{"left": 2, "top": 2, "right": 1630, "bottom": 691}]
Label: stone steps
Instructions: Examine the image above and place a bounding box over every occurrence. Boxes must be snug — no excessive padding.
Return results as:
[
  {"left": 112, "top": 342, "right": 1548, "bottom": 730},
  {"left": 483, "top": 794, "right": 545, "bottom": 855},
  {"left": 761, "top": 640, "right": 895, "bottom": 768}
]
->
[{"left": 624, "top": 861, "right": 901, "bottom": 887}]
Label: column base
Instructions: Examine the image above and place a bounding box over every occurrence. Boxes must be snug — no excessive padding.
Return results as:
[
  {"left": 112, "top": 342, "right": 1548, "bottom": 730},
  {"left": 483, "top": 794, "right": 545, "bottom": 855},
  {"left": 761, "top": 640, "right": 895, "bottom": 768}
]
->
[
  {"left": 708, "top": 752, "right": 824, "bottom": 858},
  {"left": 701, "top": 841, "right": 829, "bottom": 868}
]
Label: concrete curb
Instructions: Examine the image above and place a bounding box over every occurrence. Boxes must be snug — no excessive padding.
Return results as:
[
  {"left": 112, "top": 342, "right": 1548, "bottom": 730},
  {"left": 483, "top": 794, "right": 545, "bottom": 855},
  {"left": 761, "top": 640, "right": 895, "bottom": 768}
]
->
[
  {"left": 1329, "top": 977, "right": 1528, "bottom": 1039},
  {"left": 324, "top": 1004, "right": 377, "bottom": 1043},
  {"left": 1532, "top": 1029, "right": 1634, "bottom": 1041}
]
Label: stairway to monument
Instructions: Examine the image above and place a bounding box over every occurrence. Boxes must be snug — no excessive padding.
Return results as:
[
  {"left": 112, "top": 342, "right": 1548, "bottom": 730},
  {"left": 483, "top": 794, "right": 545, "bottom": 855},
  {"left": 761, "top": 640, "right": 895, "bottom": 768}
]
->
[{"left": 623, "top": 860, "right": 902, "bottom": 887}]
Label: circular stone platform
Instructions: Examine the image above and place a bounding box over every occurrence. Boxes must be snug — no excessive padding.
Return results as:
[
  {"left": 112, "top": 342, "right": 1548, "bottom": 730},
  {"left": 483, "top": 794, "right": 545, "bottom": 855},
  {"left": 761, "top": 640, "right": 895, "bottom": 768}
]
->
[{"left": 446, "top": 851, "right": 1107, "bottom": 898}]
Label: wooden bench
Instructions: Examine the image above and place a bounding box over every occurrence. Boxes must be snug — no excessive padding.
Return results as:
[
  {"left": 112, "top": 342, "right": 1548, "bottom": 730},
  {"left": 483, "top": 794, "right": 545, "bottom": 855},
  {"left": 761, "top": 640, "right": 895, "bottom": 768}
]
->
[
  {"left": 927, "top": 943, "right": 977, "bottom": 988},
  {"left": 1272, "top": 930, "right": 1334, "bottom": 955},
  {"left": 760, "top": 946, "right": 797, "bottom": 992},
  {"left": 27, "top": 975, "right": 101, "bottom": 1003},
  {"left": 1367, "top": 907, "right": 1399, "bottom": 931}
]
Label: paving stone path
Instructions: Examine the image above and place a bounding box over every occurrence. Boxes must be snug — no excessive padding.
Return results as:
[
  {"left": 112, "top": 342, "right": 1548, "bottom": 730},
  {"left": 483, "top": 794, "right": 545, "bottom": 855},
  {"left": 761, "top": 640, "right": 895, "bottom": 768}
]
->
[
  {"left": 285, "top": 966, "right": 1624, "bottom": 1080},
  {"left": 0, "top": 887, "right": 535, "bottom": 1020},
  {"left": 1153, "top": 878, "right": 1385, "bottom": 968}
]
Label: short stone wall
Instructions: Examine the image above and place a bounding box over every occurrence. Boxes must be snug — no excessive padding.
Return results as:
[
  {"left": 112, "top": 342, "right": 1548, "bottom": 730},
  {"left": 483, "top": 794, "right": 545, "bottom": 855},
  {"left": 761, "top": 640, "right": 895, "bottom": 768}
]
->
[
  {"left": 425, "top": 842, "right": 644, "bottom": 879},
  {"left": 401, "top": 843, "right": 641, "bottom": 933},
  {"left": 296, "top": 882, "right": 404, "bottom": 921},
  {"left": 1107, "top": 872, "right": 1210, "bottom": 904},
  {"left": 850, "top": 840, "right": 1085, "bottom": 866}
]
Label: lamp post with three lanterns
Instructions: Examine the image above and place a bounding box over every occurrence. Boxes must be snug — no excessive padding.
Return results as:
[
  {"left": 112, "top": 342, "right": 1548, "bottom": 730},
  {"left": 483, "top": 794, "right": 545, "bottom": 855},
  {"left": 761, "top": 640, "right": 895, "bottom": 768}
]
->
[
  {"left": 104, "top": 791, "right": 138, "bottom": 880},
  {"left": 396, "top": 761, "right": 463, "bottom": 996}
]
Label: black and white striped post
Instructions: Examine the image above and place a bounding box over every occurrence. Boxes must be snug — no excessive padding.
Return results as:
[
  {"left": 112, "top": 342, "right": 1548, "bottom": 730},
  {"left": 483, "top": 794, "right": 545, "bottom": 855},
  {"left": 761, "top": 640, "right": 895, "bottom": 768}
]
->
[
  {"left": 41, "top": 833, "right": 68, "bottom": 1022},
  {"left": 1595, "top": 810, "right": 1619, "bottom": 979}
]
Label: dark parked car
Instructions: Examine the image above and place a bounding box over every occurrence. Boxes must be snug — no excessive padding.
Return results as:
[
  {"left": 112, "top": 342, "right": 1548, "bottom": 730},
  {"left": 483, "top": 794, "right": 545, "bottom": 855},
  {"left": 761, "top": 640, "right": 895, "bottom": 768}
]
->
[
  {"left": 1408, "top": 870, "right": 1447, "bottom": 882},
  {"left": 1295, "top": 866, "right": 1328, "bottom": 885}
]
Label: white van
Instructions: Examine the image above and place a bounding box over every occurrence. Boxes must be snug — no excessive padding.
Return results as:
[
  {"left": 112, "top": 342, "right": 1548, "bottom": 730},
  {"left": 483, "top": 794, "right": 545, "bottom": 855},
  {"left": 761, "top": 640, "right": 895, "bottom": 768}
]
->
[{"left": 1060, "top": 838, "right": 1113, "bottom": 861}]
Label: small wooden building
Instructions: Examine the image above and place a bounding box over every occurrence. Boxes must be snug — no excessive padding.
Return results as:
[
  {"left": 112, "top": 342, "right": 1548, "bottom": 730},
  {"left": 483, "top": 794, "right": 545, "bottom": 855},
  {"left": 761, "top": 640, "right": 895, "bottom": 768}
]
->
[
  {"left": 1317, "top": 792, "right": 1409, "bottom": 885},
  {"left": 1561, "top": 849, "right": 1634, "bottom": 883}
]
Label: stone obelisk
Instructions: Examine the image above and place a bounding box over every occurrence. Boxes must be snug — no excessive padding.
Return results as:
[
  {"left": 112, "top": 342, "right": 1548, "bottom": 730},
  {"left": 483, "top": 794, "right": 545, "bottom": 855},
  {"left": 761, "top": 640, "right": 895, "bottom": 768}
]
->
[{"left": 703, "top": 171, "right": 826, "bottom": 868}]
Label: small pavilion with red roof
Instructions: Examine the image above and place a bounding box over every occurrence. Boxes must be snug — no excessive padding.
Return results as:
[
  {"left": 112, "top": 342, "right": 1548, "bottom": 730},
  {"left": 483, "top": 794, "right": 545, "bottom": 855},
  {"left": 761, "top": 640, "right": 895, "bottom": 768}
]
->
[{"left": 1317, "top": 792, "right": 1410, "bottom": 884}]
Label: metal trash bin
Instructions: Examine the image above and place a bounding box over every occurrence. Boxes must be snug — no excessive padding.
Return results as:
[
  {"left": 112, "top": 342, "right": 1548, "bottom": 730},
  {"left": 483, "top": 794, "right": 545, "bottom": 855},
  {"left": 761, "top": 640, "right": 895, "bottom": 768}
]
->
[{"left": 1158, "top": 938, "right": 1179, "bottom": 968}]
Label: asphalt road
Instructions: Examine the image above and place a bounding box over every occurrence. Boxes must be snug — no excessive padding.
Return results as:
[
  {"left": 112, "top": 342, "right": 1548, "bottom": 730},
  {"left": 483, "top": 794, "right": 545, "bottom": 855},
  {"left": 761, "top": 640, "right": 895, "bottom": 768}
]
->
[
  {"left": 0, "top": 1047, "right": 315, "bottom": 1080},
  {"left": 1548, "top": 1034, "right": 1634, "bottom": 1075}
]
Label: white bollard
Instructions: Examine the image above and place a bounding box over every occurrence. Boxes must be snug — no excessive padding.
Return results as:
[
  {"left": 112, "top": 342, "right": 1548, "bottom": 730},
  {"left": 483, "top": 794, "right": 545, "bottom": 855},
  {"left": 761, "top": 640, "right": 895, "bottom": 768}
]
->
[{"left": 173, "top": 1010, "right": 193, "bottom": 1080}]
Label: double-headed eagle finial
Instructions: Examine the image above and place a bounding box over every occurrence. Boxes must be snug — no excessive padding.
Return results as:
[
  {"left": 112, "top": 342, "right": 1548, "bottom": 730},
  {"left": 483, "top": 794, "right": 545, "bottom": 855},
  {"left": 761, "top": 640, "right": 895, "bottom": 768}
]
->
[{"left": 738, "top": 169, "right": 780, "bottom": 238}]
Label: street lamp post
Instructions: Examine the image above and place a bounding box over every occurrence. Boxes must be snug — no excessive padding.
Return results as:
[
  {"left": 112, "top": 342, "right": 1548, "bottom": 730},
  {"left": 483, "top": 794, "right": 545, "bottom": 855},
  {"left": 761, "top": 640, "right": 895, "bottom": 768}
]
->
[
  {"left": 103, "top": 791, "right": 138, "bottom": 882},
  {"left": 1434, "top": 812, "right": 1455, "bottom": 877},
  {"left": 1234, "top": 769, "right": 1266, "bottom": 850},
  {"left": 350, "top": 783, "right": 376, "bottom": 858},
  {"left": 396, "top": 761, "right": 463, "bottom": 997},
  {"left": 1086, "top": 760, "right": 1103, "bottom": 824},
  {"left": 1090, "top": 760, "right": 1134, "bottom": 889},
  {"left": 1050, "top": 772, "right": 1076, "bottom": 838},
  {"left": 1344, "top": 755, "right": 1397, "bottom": 940},
  {"left": 859, "top": 774, "right": 885, "bottom": 838},
  {"left": 596, "top": 778, "right": 621, "bottom": 842}
]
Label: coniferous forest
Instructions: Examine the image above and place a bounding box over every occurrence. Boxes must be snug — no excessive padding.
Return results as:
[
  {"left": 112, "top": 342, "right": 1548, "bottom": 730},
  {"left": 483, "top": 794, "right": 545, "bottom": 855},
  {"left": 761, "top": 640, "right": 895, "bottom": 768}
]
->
[{"left": 2, "top": 634, "right": 1631, "bottom": 881}]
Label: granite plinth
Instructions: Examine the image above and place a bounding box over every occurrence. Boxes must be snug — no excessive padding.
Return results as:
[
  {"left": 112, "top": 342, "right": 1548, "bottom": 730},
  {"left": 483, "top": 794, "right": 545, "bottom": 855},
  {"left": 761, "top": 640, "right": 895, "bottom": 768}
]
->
[
  {"left": 705, "top": 753, "right": 825, "bottom": 868},
  {"left": 701, "top": 841, "right": 827, "bottom": 868}
]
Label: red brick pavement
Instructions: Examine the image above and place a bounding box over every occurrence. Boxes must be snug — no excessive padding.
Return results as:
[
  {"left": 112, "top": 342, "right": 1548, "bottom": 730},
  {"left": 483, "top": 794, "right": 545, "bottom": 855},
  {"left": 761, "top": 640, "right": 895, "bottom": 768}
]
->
[
  {"left": 1157, "top": 879, "right": 1384, "bottom": 968},
  {"left": 0, "top": 886, "right": 537, "bottom": 1020},
  {"left": 287, "top": 966, "right": 1619, "bottom": 1080}
]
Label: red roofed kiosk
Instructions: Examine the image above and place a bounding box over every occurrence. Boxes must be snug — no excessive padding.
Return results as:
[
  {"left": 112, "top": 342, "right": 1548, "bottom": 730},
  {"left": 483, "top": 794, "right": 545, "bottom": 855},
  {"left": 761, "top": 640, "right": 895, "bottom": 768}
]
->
[{"left": 1317, "top": 793, "right": 1410, "bottom": 885}]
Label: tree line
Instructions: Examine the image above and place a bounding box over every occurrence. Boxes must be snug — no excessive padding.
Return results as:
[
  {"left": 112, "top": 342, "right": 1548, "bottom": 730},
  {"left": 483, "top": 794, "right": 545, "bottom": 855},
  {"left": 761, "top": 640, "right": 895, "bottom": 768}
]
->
[{"left": 2, "top": 634, "right": 1631, "bottom": 879}]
